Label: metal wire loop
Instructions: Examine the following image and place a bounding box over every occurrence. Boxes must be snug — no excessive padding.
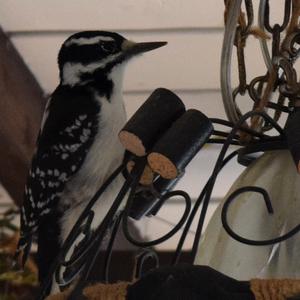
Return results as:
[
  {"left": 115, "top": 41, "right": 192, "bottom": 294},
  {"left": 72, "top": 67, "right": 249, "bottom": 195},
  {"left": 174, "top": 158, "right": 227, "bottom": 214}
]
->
[
  {"left": 122, "top": 190, "right": 191, "bottom": 248},
  {"left": 135, "top": 249, "right": 159, "bottom": 279},
  {"left": 264, "top": 0, "right": 291, "bottom": 33},
  {"left": 221, "top": 186, "right": 300, "bottom": 246}
]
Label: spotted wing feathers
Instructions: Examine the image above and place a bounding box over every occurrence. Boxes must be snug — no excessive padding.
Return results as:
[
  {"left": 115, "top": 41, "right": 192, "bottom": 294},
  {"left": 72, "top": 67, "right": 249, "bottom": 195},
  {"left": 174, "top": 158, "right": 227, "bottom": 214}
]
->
[{"left": 15, "top": 86, "right": 100, "bottom": 267}]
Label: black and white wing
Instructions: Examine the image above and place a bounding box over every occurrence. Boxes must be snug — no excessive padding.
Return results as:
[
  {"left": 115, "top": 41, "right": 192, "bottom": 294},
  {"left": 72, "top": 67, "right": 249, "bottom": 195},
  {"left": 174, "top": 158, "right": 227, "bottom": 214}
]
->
[{"left": 15, "top": 86, "right": 100, "bottom": 266}]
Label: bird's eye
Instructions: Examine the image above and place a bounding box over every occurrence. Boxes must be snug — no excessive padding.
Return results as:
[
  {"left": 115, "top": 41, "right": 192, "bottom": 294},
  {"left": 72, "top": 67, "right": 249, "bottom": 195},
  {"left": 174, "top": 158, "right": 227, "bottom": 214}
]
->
[{"left": 100, "top": 41, "right": 117, "bottom": 53}]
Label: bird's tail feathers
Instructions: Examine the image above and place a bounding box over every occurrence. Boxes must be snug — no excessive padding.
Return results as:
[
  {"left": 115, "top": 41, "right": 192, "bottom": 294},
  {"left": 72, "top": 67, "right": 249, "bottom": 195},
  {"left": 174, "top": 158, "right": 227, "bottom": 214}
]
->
[{"left": 12, "top": 233, "right": 33, "bottom": 270}]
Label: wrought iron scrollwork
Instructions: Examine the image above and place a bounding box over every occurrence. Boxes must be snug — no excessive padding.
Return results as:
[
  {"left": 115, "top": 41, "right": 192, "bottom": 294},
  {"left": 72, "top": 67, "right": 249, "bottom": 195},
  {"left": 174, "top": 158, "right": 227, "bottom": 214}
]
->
[
  {"left": 221, "top": 186, "right": 300, "bottom": 246},
  {"left": 36, "top": 1, "right": 300, "bottom": 299}
]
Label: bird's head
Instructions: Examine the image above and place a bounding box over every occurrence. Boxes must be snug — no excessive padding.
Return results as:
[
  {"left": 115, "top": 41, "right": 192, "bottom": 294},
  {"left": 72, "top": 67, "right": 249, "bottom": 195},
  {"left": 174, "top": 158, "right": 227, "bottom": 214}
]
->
[{"left": 58, "top": 31, "right": 167, "bottom": 87}]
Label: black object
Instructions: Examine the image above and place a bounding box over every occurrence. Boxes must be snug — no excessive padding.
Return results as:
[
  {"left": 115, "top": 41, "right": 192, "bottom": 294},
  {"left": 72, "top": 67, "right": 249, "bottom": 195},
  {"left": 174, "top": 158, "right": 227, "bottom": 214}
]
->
[
  {"left": 285, "top": 107, "right": 300, "bottom": 173},
  {"left": 148, "top": 109, "right": 213, "bottom": 179},
  {"left": 237, "top": 137, "right": 287, "bottom": 166},
  {"left": 129, "top": 175, "right": 182, "bottom": 220},
  {"left": 119, "top": 88, "right": 186, "bottom": 156},
  {"left": 127, "top": 264, "right": 255, "bottom": 300}
]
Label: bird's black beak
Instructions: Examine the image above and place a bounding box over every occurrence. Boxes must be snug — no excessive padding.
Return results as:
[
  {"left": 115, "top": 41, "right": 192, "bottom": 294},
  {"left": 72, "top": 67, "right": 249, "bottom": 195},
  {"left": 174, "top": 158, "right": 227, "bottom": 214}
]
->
[{"left": 122, "top": 40, "right": 167, "bottom": 58}]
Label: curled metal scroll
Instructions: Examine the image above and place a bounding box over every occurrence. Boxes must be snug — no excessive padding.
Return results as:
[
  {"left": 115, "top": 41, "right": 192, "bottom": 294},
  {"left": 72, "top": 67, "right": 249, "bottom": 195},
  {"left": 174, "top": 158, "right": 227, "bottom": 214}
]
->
[
  {"left": 37, "top": 158, "right": 192, "bottom": 299},
  {"left": 221, "top": 186, "right": 300, "bottom": 246},
  {"left": 135, "top": 249, "right": 159, "bottom": 278},
  {"left": 37, "top": 164, "right": 127, "bottom": 299}
]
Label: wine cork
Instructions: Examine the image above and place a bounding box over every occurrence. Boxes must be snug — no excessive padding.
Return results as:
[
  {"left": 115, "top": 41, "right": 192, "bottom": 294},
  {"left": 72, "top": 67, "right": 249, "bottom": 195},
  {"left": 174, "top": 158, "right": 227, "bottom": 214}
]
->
[
  {"left": 127, "top": 161, "right": 154, "bottom": 186},
  {"left": 148, "top": 109, "right": 213, "bottom": 179},
  {"left": 119, "top": 88, "right": 186, "bottom": 156}
]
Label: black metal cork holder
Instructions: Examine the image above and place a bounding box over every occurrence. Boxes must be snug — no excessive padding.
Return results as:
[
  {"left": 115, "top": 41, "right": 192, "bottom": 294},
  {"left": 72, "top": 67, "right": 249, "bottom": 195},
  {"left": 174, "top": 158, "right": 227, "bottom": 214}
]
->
[{"left": 37, "top": 85, "right": 300, "bottom": 300}]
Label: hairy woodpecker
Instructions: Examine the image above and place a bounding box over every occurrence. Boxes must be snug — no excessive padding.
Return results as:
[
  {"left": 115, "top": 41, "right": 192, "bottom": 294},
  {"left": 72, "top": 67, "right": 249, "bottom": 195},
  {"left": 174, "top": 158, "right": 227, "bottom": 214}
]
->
[{"left": 14, "top": 31, "right": 166, "bottom": 285}]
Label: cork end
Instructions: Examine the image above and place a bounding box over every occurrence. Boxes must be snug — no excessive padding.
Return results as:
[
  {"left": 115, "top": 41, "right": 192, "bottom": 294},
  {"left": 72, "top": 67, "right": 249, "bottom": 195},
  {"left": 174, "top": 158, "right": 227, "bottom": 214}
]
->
[
  {"left": 127, "top": 161, "right": 154, "bottom": 185},
  {"left": 83, "top": 282, "right": 129, "bottom": 300},
  {"left": 147, "top": 152, "right": 178, "bottom": 179},
  {"left": 250, "top": 278, "right": 300, "bottom": 300},
  {"left": 119, "top": 131, "right": 146, "bottom": 156}
]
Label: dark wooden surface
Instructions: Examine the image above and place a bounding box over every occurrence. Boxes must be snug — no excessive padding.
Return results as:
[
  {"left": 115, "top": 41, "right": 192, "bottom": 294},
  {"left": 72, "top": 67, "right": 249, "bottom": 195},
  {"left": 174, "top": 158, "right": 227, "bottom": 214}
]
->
[{"left": 0, "top": 27, "right": 46, "bottom": 206}]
